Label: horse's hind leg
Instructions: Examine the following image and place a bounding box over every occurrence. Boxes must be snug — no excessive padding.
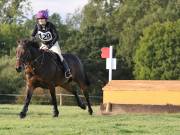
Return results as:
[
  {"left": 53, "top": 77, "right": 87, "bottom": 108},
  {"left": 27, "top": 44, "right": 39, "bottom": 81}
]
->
[
  {"left": 73, "top": 90, "right": 86, "bottom": 110},
  {"left": 49, "top": 86, "right": 59, "bottom": 117},
  {"left": 78, "top": 82, "right": 93, "bottom": 115},
  {"left": 82, "top": 89, "right": 93, "bottom": 115},
  {"left": 62, "top": 84, "right": 86, "bottom": 110}
]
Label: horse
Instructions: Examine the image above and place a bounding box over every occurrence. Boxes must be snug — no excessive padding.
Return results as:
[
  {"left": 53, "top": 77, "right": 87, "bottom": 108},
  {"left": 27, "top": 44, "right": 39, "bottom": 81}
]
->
[{"left": 15, "top": 39, "right": 93, "bottom": 118}]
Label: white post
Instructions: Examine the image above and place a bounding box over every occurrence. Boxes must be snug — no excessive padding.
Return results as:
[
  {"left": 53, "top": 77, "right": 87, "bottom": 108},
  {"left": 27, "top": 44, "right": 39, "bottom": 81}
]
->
[
  {"left": 60, "top": 94, "right": 62, "bottom": 106},
  {"left": 109, "top": 46, "right": 113, "bottom": 81}
]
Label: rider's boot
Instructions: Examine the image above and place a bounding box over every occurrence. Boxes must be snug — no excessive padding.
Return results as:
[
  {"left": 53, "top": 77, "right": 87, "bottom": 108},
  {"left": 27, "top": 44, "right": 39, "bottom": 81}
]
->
[{"left": 62, "top": 59, "right": 72, "bottom": 79}]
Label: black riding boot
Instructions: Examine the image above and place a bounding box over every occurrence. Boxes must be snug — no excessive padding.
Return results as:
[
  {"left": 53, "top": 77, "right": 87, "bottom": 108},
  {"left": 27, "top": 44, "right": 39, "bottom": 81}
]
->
[{"left": 62, "top": 60, "right": 72, "bottom": 79}]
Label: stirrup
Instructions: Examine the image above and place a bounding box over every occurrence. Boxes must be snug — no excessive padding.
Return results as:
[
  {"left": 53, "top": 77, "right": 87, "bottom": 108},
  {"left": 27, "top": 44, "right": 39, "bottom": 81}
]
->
[{"left": 65, "top": 70, "right": 72, "bottom": 79}]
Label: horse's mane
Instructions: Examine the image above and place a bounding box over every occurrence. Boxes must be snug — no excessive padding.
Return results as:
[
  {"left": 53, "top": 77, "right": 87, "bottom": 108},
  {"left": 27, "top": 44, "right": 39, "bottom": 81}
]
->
[
  {"left": 27, "top": 39, "right": 40, "bottom": 49},
  {"left": 17, "top": 38, "right": 40, "bottom": 49}
]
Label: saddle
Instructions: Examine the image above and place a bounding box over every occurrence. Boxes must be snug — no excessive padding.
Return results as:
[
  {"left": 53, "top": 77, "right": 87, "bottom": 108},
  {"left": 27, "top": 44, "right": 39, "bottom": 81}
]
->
[
  {"left": 44, "top": 50, "right": 64, "bottom": 69},
  {"left": 48, "top": 51, "right": 72, "bottom": 80}
]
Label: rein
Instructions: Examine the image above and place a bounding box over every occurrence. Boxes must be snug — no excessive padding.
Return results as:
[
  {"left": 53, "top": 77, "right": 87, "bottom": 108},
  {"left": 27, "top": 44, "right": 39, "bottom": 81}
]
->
[
  {"left": 29, "top": 50, "right": 62, "bottom": 75},
  {"left": 16, "top": 45, "right": 46, "bottom": 71},
  {"left": 32, "top": 51, "right": 45, "bottom": 65},
  {"left": 17, "top": 44, "right": 61, "bottom": 73}
]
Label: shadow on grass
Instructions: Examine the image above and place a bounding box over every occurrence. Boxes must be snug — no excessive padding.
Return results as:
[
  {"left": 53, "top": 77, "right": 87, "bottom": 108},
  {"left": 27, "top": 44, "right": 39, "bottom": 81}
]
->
[
  {"left": 0, "top": 111, "right": 51, "bottom": 117},
  {"left": 0, "top": 127, "right": 14, "bottom": 130},
  {"left": 119, "top": 129, "right": 149, "bottom": 134},
  {"left": 0, "top": 112, "right": 19, "bottom": 115}
]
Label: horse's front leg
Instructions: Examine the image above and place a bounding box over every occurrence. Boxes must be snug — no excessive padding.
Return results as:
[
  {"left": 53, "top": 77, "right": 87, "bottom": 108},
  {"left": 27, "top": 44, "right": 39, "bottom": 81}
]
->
[
  {"left": 19, "top": 85, "right": 34, "bottom": 118},
  {"left": 49, "top": 86, "right": 59, "bottom": 117}
]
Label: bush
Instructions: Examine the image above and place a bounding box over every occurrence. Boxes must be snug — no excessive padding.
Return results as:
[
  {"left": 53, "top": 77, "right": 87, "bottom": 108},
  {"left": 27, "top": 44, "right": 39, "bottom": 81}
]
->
[
  {"left": 134, "top": 20, "right": 180, "bottom": 79},
  {"left": 0, "top": 55, "right": 24, "bottom": 94}
]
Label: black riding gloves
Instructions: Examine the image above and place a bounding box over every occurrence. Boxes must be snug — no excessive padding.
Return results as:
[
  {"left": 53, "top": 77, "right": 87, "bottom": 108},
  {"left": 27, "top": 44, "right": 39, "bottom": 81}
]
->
[{"left": 47, "top": 43, "right": 54, "bottom": 49}]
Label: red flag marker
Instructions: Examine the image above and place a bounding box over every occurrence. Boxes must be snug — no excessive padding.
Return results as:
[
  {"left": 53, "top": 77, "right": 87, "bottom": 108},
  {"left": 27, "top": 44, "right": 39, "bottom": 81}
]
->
[{"left": 101, "top": 47, "right": 109, "bottom": 58}]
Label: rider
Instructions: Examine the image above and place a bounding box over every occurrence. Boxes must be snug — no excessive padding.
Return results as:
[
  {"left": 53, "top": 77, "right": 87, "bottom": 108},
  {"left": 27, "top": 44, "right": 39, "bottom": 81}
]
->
[{"left": 31, "top": 9, "right": 72, "bottom": 79}]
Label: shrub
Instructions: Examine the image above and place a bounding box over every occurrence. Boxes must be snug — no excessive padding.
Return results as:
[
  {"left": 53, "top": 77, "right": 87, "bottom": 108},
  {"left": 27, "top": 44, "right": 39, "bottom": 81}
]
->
[{"left": 134, "top": 20, "right": 180, "bottom": 79}]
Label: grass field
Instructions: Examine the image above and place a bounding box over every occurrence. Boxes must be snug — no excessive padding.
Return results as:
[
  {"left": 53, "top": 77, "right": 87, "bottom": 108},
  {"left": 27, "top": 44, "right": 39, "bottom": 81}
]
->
[{"left": 0, "top": 105, "right": 180, "bottom": 135}]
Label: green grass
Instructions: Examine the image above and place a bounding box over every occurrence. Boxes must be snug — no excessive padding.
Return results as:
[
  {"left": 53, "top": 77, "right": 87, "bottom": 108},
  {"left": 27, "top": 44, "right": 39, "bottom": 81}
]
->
[{"left": 0, "top": 105, "right": 180, "bottom": 135}]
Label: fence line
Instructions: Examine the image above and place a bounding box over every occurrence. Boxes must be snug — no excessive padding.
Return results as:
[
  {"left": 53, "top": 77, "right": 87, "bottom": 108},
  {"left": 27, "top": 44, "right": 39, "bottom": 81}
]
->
[
  {"left": 56, "top": 94, "right": 102, "bottom": 106},
  {"left": 0, "top": 93, "right": 102, "bottom": 105},
  {"left": 0, "top": 93, "right": 101, "bottom": 98}
]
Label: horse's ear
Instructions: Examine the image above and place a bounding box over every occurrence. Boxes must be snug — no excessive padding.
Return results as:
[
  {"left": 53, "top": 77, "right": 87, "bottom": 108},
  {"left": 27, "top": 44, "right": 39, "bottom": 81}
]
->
[
  {"left": 24, "top": 39, "right": 29, "bottom": 44},
  {"left": 17, "top": 40, "right": 21, "bottom": 45}
]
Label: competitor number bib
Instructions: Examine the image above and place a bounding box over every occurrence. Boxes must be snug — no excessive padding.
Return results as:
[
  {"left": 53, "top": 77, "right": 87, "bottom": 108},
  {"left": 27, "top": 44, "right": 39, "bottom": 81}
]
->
[{"left": 38, "top": 31, "right": 53, "bottom": 41}]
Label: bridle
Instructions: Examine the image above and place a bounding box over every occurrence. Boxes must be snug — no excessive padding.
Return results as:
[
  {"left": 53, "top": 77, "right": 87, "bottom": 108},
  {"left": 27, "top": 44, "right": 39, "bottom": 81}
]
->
[
  {"left": 16, "top": 45, "right": 31, "bottom": 65},
  {"left": 16, "top": 45, "right": 45, "bottom": 68},
  {"left": 16, "top": 44, "right": 60, "bottom": 72}
]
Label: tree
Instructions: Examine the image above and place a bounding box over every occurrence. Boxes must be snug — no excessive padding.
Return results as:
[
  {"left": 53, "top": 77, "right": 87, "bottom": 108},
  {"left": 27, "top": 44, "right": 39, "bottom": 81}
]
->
[
  {"left": 0, "top": 0, "right": 32, "bottom": 24},
  {"left": 0, "top": 24, "right": 29, "bottom": 56},
  {"left": 66, "top": 8, "right": 83, "bottom": 30},
  {"left": 81, "top": 0, "right": 121, "bottom": 30},
  {"left": 49, "top": 13, "right": 62, "bottom": 27},
  {"left": 134, "top": 20, "right": 180, "bottom": 79}
]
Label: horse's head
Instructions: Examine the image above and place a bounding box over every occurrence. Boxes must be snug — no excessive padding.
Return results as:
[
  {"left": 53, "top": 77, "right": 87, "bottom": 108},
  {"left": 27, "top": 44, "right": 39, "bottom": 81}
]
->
[{"left": 16, "top": 39, "right": 39, "bottom": 72}]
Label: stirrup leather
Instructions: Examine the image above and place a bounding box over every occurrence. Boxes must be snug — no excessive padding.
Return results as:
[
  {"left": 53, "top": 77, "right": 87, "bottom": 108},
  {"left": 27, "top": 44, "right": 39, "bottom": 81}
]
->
[{"left": 65, "top": 70, "right": 72, "bottom": 79}]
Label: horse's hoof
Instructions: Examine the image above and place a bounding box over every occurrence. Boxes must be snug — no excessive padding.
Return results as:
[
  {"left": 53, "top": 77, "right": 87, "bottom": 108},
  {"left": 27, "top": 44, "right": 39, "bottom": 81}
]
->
[
  {"left": 19, "top": 112, "right": 26, "bottom": 119},
  {"left": 53, "top": 114, "right": 59, "bottom": 117},
  {"left": 88, "top": 109, "right": 93, "bottom": 115},
  {"left": 53, "top": 111, "right": 59, "bottom": 117},
  {"left": 80, "top": 104, "right": 86, "bottom": 110}
]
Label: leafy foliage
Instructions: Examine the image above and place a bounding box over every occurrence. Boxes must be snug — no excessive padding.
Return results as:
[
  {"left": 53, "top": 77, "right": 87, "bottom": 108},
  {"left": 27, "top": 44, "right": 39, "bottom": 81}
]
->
[
  {"left": 0, "top": 0, "right": 32, "bottom": 24},
  {"left": 0, "top": 55, "right": 24, "bottom": 94},
  {"left": 0, "top": 24, "right": 30, "bottom": 56},
  {"left": 134, "top": 20, "right": 180, "bottom": 79}
]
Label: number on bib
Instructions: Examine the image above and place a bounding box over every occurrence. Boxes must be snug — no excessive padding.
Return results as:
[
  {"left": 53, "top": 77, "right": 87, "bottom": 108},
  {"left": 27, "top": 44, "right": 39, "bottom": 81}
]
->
[{"left": 38, "top": 31, "right": 53, "bottom": 41}]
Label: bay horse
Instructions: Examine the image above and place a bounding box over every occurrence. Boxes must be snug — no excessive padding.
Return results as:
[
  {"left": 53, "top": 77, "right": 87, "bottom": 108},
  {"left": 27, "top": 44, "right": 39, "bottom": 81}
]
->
[{"left": 15, "top": 39, "right": 93, "bottom": 118}]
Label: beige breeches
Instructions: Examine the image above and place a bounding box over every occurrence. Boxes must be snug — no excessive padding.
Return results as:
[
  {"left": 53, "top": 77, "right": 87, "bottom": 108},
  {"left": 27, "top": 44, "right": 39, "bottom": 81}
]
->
[{"left": 41, "top": 42, "right": 64, "bottom": 61}]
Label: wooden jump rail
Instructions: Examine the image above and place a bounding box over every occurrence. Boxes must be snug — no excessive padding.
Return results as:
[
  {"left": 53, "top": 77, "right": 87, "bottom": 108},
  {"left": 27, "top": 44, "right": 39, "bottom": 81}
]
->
[{"left": 101, "top": 80, "right": 180, "bottom": 114}]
